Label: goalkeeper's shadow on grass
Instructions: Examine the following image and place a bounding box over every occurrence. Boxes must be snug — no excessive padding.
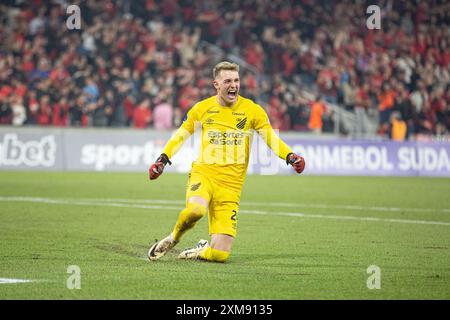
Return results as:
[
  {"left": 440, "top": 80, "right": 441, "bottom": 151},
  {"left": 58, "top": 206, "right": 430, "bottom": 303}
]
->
[
  {"left": 92, "top": 240, "right": 315, "bottom": 268},
  {"left": 92, "top": 242, "right": 186, "bottom": 264},
  {"left": 92, "top": 241, "right": 160, "bottom": 259},
  {"left": 226, "top": 253, "right": 312, "bottom": 265}
]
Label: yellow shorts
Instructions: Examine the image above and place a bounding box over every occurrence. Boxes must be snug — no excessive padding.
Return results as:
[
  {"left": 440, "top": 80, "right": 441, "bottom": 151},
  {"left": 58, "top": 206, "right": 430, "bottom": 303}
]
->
[{"left": 185, "top": 171, "right": 241, "bottom": 238}]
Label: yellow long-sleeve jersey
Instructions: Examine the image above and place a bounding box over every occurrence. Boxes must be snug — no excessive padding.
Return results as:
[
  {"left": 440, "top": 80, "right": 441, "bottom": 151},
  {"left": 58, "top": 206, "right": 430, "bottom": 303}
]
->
[{"left": 163, "top": 95, "right": 293, "bottom": 190}]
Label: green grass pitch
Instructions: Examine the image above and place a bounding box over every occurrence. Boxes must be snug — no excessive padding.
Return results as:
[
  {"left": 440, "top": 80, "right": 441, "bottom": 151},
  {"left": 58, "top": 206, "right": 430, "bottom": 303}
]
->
[{"left": 0, "top": 171, "right": 449, "bottom": 299}]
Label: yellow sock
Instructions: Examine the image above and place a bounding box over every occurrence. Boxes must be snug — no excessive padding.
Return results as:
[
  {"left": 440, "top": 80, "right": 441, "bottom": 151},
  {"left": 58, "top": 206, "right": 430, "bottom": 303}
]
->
[
  {"left": 199, "top": 247, "right": 230, "bottom": 263},
  {"left": 172, "top": 203, "right": 206, "bottom": 242}
]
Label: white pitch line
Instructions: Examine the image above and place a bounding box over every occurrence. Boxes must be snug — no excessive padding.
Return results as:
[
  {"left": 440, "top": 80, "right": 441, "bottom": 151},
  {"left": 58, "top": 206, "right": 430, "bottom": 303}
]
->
[
  {"left": 1, "top": 196, "right": 450, "bottom": 227},
  {"left": 0, "top": 278, "right": 34, "bottom": 284},
  {"left": 0, "top": 196, "right": 182, "bottom": 211},
  {"left": 33, "top": 197, "right": 450, "bottom": 214},
  {"left": 77, "top": 198, "right": 185, "bottom": 205},
  {"left": 240, "top": 210, "right": 450, "bottom": 226},
  {"left": 243, "top": 202, "right": 450, "bottom": 214}
]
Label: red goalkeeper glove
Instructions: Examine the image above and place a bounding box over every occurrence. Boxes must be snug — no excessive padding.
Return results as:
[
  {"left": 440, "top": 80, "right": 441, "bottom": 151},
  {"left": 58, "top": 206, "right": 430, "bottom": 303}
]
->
[
  {"left": 149, "top": 153, "right": 172, "bottom": 180},
  {"left": 286, "top": 153, "right": 305, "bottom": 174}
]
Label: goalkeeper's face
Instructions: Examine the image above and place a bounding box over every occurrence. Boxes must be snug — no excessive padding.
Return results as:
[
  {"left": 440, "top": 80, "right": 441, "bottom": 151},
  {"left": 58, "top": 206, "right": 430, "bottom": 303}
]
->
[{"left": 214, "top": 70, "right": 240, "bottom": 106}]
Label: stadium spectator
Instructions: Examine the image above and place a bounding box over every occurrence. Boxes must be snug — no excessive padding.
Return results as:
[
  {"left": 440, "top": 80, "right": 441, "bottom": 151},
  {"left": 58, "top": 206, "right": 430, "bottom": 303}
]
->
[
  {"left": 132, "top": 98, "right": 152, "bottom": 129},
  {"left": 354, "top": 82, "right": 371, "bottom": 137},
  {"left": 393, "top": 88, "right": 414, "bottom": 138},
  {"left": 415, "top": 101, "right": 437, "bottom": 135},
  {"left": 52, "top": 97, "right": 69, "bottom": 127},
  {"left": 11, "top": 95, "right": 26, "bottom": 126},
  {"left": 308, "top": 96, "right": 326, "bottom": 134},
  {"left": 83, "top": 77, "right": 99, "bottom": 104},
  {"left": 36, "top": 95, "right": 52, "bottom": 126},
  {"left": 153, "top": 99, "right": 174, "bottom": 130},
  {"left": 377, "top": 83, "right": 396, "bottom": 131},
  {"left": 25, "top": 90, "right": 39, "bottom": 125},
  {"left": 388, "top": 111, "right": 408, "bottom": 142},
  {"left": 443, "top": 100, "right": 450, "bottom": 134},
  {"left": 70, "top": 95, "right": 85, "bottom": 127},
  {"left": 0, "top": 94, "right": 11, "bottom": 125}
]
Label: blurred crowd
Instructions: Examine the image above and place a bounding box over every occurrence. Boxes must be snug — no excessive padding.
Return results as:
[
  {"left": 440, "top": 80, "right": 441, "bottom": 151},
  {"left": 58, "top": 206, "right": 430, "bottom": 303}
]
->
[{"left": 0, "top": 0, "right": 449, "bottom": 140}]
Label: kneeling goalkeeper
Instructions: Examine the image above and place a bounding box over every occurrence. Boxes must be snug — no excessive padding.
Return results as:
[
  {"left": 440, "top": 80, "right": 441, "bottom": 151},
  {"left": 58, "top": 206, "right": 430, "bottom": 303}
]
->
[{"left": 148, "top": 61, "right": 305, "bottom": 263}]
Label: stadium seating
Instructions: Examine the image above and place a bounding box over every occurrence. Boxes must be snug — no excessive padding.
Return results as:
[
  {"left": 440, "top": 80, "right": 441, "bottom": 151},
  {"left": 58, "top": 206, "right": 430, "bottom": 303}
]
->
[{"left": 0, "top": 0, "right": 448, "bottom": 140}]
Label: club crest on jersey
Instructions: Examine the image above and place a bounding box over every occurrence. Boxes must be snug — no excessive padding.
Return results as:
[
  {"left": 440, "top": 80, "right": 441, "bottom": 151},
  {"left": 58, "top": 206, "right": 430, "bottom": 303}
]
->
[
  {"left": 190, "top": 182, "right": 201, "bottom": 191},
  {"left": 236, "top": 117, "right": 247, "bottom": 130}
]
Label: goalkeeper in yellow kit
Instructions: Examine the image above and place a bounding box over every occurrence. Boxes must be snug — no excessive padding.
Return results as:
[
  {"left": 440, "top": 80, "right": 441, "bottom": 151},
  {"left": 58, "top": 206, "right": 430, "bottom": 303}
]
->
[{"left": 147, "top": 61, "right": 305, "bottom": 263}]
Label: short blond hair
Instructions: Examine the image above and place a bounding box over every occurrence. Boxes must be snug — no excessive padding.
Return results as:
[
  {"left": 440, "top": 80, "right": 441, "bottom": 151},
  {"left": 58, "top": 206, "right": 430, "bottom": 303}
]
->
[{"left": 213, "top": 61, "right": 239, "bottom": 79}]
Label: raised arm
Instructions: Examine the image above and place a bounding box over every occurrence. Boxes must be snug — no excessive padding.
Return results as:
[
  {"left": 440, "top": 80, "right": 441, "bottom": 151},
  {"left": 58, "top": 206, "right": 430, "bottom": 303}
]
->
[
  {"left": 149, "top": 106, "right": 200, "bottom": 180},
  {"left": 254, "top": 105, "right": 305, "bottom": 174}
]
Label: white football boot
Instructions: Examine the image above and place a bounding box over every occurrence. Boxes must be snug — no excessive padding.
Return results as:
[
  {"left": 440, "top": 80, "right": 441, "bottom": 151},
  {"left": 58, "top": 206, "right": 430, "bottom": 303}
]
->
[
  {"left": 147, "top": 234, "right": 178, "bottom": 261},
  {"left": 178, "top": 239, "right": 209, "bottom": 260}
]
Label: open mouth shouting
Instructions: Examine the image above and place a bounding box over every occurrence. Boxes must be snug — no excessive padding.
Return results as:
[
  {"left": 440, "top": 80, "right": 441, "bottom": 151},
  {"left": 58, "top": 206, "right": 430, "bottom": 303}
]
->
[{"left": 227, "top": 89, "right": 238, "bottom": 101}]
